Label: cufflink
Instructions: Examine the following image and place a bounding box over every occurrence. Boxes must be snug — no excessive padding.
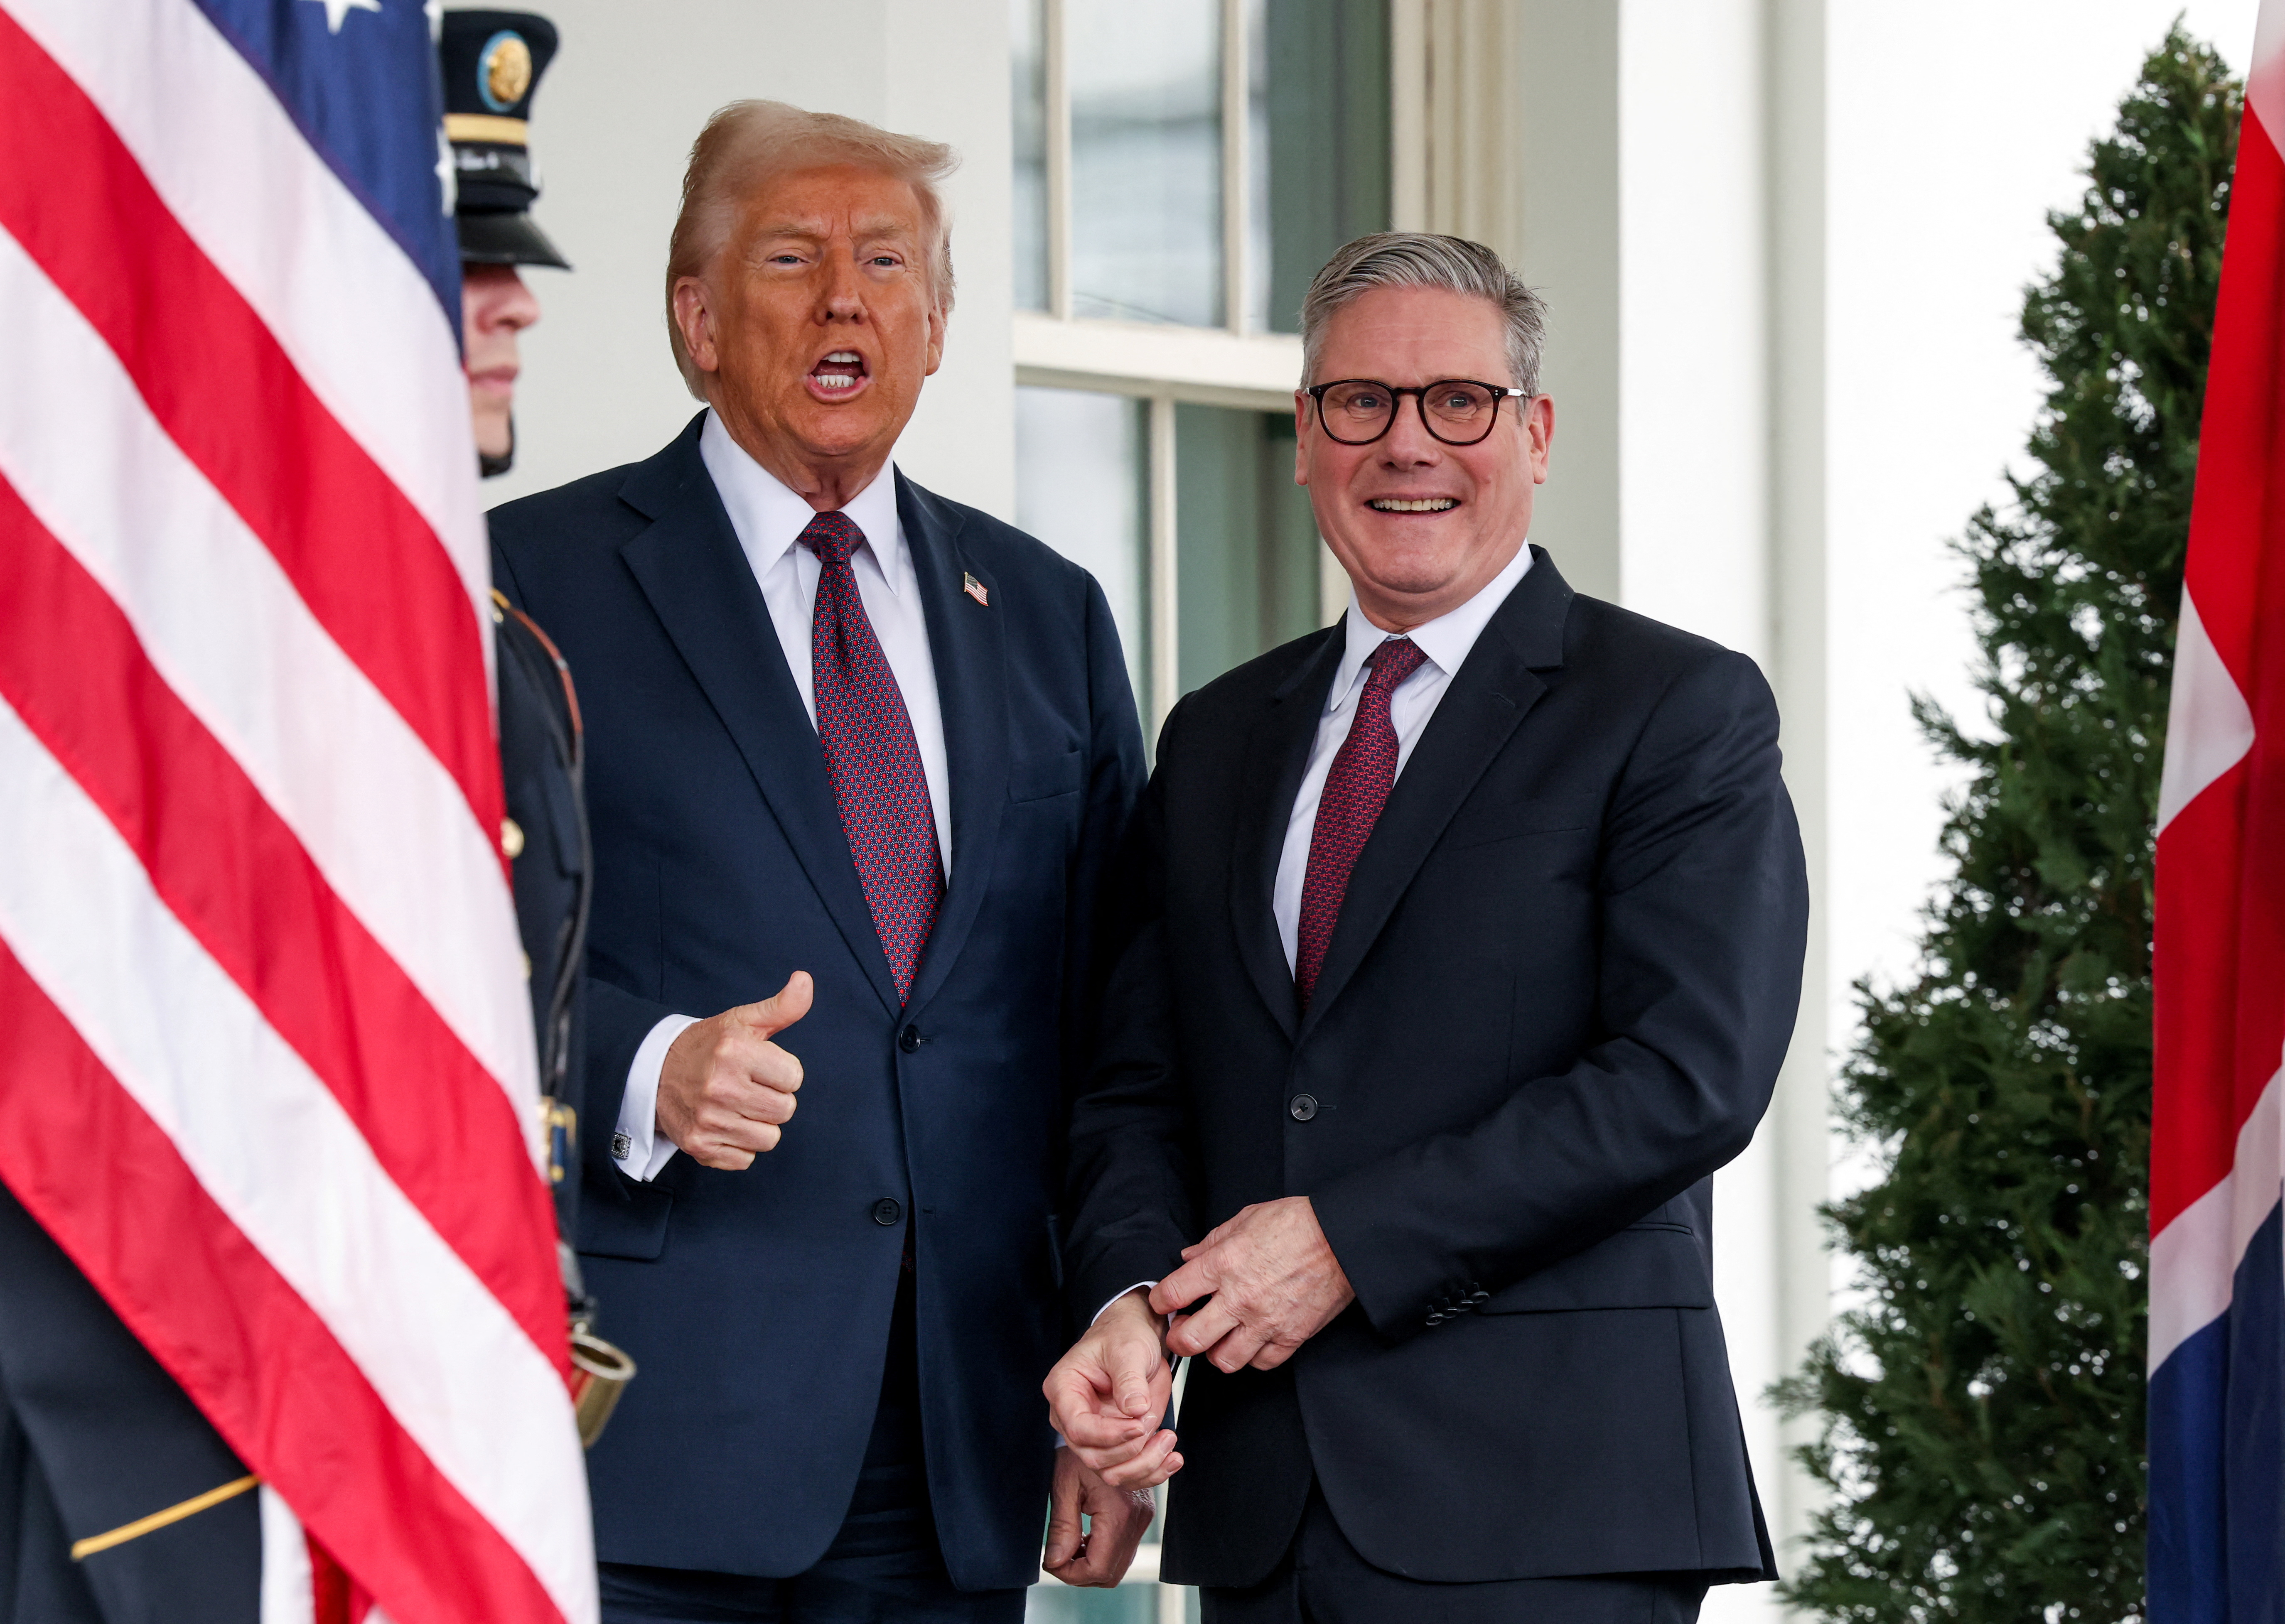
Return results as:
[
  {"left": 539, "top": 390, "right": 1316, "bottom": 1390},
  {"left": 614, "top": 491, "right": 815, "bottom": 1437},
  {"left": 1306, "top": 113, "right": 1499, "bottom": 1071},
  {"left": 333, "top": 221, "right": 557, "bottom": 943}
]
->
[{"left": 612, "top": 1132, "right": 632, "bottom": 1160}]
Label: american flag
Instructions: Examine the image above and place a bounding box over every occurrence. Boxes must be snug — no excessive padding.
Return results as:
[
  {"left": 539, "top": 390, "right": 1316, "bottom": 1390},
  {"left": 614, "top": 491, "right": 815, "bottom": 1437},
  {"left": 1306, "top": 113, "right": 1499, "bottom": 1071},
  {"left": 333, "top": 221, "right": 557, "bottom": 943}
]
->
[
  {"left": 2150, "top": 5, "right": 2285, "bottom": 1615},
  {"left": 0, "top": 2, "right": 594, "bottom": 1621}
]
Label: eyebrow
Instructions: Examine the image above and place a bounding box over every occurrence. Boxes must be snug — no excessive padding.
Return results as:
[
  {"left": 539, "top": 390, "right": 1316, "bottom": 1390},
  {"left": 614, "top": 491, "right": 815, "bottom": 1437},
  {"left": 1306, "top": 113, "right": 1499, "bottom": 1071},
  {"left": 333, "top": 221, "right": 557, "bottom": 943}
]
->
[{"left": 752, "top": 217, "right": 919, "bottom": 243}]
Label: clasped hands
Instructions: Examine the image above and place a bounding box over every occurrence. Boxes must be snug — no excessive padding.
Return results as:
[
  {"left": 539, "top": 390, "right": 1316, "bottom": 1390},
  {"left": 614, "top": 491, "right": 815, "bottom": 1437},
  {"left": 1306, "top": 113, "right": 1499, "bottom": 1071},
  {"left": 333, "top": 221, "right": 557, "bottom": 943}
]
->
[
  {"left": 654, "top": 990, "right": 1353, "bottom": 1587},
  {"left": 1044, "top": 1195, "right": 1354, "bottom": 1498}
]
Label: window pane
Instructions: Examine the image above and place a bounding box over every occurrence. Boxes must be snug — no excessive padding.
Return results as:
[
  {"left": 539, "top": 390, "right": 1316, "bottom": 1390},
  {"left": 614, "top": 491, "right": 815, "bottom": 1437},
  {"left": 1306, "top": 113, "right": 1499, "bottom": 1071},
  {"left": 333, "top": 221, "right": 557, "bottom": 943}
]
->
[
  {"left": 1263, "top": 0, "right": 1391, "bottom": 334},
  {"left": 1176, "top": 404, "right": 1324, "bottom": 696},
  {"left": 1014, "top": 386, "right": 1148, "bottom": 713},
  {"left": 1024, "top": 1582, "right": 1165, "bottom": 1622},
  {"left": 1068, "top": 0, "right": 1223, "bottom": 327},
  {"left": 1011, "top": 0, "right": 1048, "bottom": 312}
]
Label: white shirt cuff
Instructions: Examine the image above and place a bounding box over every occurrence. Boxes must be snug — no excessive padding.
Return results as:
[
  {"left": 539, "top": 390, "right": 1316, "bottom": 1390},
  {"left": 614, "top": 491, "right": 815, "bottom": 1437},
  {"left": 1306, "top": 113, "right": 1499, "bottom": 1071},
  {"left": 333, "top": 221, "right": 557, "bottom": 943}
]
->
[
  {"left": 614, "top": 1014, "right": 699, "bottom": 1182},
  {"left": 1091, "top": 1282, "right": 1160, "bottom": 1326}
]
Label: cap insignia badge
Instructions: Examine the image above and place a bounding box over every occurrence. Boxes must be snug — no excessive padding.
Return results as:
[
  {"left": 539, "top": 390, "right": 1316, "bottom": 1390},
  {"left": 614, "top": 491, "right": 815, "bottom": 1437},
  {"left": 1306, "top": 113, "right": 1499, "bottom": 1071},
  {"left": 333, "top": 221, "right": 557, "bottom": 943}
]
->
[{"left": 480, "top": 31, "right": 533, "bottom": 112}]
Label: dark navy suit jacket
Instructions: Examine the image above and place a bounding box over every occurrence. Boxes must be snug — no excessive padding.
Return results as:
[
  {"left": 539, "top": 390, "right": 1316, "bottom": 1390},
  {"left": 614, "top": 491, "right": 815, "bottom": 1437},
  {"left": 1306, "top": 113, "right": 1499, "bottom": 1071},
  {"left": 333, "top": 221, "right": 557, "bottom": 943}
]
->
[
  {"left": 1065, "top": 550, "right": 1807, "bottom": 1588},
  {"left": 488, "top": 414, "right": 1146, "bottom": 1587}
]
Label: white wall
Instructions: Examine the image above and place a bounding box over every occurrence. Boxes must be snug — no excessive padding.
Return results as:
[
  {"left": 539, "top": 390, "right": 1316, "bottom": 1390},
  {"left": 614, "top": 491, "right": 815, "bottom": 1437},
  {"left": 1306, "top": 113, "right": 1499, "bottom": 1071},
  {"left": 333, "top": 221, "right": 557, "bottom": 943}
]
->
[{"left": 478, "top": 0, "right": 1017, "bottom": 519}]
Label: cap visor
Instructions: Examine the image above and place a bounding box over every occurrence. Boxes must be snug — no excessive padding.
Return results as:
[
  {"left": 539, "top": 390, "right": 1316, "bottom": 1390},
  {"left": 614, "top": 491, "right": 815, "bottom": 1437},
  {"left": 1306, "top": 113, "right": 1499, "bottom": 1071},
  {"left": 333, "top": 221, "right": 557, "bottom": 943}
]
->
[{"left": 457, "top": 211, "right": 570, "bottom": 270}]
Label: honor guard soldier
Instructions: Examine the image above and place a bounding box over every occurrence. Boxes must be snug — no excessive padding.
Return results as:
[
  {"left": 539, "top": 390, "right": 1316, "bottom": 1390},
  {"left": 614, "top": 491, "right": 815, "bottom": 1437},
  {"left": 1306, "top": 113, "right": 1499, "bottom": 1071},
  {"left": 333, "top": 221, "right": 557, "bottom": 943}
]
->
[
  {"left": 444, "top": 8, "right": 569, "bottom": 476},
  {"left": 0, "top": 15, "right": 617, "bottom": 1622},
  {"left": 442, "top": 6, "right": 636, "bottom": 1426}
]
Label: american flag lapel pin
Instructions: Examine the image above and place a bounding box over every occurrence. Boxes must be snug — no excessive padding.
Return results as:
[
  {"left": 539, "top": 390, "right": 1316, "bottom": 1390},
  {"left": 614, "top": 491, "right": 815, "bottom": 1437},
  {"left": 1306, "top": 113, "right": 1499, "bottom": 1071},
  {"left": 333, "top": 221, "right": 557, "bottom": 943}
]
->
[{"left": 963, "top": 572, "right": 990, "bottom": 607}]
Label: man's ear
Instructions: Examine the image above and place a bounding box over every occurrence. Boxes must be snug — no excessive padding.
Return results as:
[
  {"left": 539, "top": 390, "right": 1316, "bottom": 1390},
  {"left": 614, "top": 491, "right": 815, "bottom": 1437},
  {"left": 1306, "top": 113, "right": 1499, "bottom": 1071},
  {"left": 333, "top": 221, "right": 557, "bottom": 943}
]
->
[
  {"left": 923, "top": 302, "right": 947, "bottom": 378},
  {"left": 671, "top": 277, "right": 717, "bottom": 375}
]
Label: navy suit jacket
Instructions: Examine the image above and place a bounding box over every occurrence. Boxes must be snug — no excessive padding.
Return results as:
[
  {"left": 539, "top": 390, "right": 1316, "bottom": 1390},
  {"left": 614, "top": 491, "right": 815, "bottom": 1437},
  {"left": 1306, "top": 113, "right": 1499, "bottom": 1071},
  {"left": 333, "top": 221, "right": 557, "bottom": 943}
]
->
[
  {"left": 489, "top": 415, "right": 1146, "bottom": 1587},
  {"left": 1065, "top": 550, "right": 1807, "bottom": 1587}
]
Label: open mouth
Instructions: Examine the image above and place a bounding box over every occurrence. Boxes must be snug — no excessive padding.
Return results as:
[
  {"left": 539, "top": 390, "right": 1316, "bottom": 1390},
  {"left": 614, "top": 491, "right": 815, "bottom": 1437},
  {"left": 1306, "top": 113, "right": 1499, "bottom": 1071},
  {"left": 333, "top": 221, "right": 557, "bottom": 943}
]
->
[
  {"left": 808, "top": 350, "right": 869, "bottom": 396},
  {"left": 1367, "top": 497, "right": 1458, "bottom": 513}
]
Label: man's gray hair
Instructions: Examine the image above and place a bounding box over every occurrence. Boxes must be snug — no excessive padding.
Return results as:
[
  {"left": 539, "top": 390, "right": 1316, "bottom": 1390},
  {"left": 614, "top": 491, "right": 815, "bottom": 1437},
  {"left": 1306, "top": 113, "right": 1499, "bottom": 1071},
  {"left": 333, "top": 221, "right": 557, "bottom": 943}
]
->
[
  {"left": 1299, "top": 232, "right": 1546, "bottom": 395},
  {"left": 665, "top": 101, "right": 958, "bottom": 399}
]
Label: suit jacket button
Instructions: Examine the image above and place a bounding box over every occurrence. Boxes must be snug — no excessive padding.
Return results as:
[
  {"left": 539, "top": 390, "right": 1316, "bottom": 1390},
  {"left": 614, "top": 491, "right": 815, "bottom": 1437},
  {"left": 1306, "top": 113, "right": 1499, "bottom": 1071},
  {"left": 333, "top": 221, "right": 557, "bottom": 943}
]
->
[
  {"left": 1471, "top": 1290, "right": 1491, "bottom": 1304},
  {"left": 1426, "top": 1312, "right": 1446, "bottom": 1326},
  {"left": 1289, "top": 1094, "right": 1318, "bottom": 1122},
  {"left": 872, "top": 1199, "right": 903, "bottom": 1227},
  {"left": 899, "top": 1026, "right": 923, "bottom": 1054}
]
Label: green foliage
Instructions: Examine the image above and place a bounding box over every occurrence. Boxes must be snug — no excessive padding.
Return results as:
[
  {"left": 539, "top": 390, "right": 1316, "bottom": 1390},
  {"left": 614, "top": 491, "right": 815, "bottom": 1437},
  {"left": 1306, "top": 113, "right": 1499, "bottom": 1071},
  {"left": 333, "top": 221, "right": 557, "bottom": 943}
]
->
[{"left": 1777, "top": 30, "right": 2240, "bottom": 1624}]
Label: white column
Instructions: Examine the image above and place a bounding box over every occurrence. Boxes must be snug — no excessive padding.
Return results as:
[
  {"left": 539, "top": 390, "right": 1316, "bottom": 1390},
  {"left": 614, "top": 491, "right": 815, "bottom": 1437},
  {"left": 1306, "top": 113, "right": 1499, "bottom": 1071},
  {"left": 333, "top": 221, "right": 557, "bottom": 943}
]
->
[
  {"left": 1507, "top": 4, "right": 1832, "bottom": 1615},
  {"left": 1765, "top": 0, "right": 1832, "bottom": 1592}
]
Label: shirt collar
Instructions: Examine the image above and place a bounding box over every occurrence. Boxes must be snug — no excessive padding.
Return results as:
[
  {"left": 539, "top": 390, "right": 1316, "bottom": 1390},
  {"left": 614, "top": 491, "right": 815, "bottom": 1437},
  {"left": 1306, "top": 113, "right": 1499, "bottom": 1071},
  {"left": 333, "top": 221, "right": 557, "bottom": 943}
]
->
[
  {"left": 1326, "top": 540, "right": 1536, "bottom": 715},
  {"left": 699, "top": 408, "right": 908, "bottom": 594}
]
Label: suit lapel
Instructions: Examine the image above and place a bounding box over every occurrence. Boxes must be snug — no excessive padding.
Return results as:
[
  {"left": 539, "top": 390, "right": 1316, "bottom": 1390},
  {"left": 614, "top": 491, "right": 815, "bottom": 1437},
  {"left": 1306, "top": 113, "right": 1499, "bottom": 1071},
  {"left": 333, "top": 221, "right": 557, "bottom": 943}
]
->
[
  {"left": 1229, "top": 630, "right": 1344, "bottom": 1040},
  {"left": 897, "top": 473, "right": 1009, "bottom": 1022},
  {"left": 1297, "top": 549, "right": 1574, "bottom": 1040},
  {"left": 615, "top": 419, "right": 904, "bottom": 1019}
]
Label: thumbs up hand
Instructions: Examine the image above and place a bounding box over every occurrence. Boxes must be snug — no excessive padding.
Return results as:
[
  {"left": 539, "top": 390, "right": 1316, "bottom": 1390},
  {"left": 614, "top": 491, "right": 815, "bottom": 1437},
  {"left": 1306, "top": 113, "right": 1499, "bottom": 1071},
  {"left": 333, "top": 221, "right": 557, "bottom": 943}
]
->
[{"left": 656, "top": 972, "right": 814, "bottom": 1169}]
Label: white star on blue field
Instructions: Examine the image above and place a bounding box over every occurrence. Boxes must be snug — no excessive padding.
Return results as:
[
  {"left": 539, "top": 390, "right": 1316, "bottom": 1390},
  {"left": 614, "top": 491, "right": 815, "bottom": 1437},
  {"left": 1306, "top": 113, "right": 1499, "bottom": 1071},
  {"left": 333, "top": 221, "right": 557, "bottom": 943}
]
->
[{"left": 302, "top": 0, "right": 383, "bottom": 35}]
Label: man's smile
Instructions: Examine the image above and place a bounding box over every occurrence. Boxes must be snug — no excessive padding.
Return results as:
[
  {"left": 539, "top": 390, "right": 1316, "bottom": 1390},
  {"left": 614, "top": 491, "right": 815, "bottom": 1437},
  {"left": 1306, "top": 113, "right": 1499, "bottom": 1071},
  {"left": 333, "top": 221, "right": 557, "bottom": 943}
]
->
[{"left": 1366, "top": 496, "right": 1460, "bottom": 513}]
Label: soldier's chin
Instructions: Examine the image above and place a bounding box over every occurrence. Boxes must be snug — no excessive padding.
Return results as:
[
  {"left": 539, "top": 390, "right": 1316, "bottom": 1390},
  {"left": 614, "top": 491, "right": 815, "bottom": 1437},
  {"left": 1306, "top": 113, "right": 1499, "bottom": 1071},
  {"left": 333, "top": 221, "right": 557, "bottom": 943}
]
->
[{"left": 479, "top": 415, "right": 516, "bottom": 479}]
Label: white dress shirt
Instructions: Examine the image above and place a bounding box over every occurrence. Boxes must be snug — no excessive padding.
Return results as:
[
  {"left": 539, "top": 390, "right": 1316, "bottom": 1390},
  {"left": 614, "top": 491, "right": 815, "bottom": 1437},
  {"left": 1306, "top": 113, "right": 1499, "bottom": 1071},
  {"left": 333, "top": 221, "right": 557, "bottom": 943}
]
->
[
  {"left": 612, "top": 411, "right": 951, "bottom": 1181},
  {"left": 1093, "top": 538, "right": 1535, "bottom": 1325},
  {"left": 1270, "top": 539, "right": 1535, "bottom": 972}
]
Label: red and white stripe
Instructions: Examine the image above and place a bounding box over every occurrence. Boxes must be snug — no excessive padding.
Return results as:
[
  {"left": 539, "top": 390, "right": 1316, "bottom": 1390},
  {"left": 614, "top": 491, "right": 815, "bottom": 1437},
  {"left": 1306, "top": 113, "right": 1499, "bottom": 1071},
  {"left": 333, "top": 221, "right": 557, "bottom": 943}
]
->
[{"left": 0, "top": 4, "right": 593, "bottom": 1621}]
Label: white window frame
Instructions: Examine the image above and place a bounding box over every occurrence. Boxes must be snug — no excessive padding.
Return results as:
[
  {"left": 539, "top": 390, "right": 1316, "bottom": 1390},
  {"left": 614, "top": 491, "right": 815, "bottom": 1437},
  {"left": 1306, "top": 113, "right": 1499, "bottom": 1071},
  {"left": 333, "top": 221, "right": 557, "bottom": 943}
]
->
[{"left": 1017, "top": 0, "right": 1416, "bottom": 741}]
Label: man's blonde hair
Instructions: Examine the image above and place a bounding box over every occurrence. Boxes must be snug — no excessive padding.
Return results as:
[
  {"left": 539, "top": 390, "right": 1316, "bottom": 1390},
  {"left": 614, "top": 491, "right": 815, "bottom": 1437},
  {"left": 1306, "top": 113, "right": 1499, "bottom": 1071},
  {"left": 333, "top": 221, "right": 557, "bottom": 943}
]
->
[{"left": 664, "top": 100, "right": 959, "bottom": 399}]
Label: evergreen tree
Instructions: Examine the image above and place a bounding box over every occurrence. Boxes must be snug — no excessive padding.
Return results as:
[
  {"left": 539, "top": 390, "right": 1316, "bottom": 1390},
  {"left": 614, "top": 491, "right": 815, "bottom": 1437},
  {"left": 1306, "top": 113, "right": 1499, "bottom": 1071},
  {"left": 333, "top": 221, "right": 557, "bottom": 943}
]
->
[{"left": 1778, "top": 31, "right": 2239, "bottom": 1624}]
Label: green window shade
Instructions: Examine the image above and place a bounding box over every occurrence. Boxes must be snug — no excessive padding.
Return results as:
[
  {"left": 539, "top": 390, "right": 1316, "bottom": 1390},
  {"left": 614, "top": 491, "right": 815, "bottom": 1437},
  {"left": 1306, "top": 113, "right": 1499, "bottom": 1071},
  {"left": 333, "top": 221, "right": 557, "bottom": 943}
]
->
[
  {"left": 1176, "top": 404, "right": 1326, "bottom": 697},
  {"left": 1259, "top": 0, "right": 1390, "bottom": 334}
]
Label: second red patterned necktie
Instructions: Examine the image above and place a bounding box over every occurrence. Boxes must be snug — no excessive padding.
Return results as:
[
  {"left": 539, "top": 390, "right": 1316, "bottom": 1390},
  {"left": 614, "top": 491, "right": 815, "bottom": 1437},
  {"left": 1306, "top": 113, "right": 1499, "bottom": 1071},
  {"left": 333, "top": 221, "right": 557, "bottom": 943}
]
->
[{"left": 1295, "top": 635, "right": 1429, "bottom": 1006}]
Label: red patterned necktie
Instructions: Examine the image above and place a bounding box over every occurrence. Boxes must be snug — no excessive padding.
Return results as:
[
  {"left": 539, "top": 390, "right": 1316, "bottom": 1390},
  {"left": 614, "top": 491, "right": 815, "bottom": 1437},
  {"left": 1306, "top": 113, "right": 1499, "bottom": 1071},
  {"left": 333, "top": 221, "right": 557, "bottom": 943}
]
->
[
  {"left": 800, "top": 511, "right": 941, "bottom": 1003},
  {"left": 1295, "top": 636, "right": 1429, "bottom": 1007}
]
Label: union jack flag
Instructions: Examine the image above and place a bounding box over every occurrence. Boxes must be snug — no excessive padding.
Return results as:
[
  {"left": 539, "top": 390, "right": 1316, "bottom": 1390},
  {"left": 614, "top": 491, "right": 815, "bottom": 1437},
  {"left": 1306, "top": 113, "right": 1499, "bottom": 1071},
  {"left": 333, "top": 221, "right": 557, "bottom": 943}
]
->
[
  {"left": 2150, "top": 5, "right": 2285, "bottom": 1616},
  {"left": 0, "top": 2, "right": 594, "bottom": 1620}
]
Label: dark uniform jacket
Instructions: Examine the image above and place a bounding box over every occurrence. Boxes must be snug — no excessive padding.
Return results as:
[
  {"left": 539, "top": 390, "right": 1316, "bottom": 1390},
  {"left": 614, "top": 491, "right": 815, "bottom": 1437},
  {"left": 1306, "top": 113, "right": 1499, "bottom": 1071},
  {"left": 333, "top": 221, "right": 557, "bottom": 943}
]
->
[
  {"left": 495, "top": 589, "right": 595, "bottom": 1249},
  {"left": 0, "top": 610, "right": 591, "bottom": 1622},
  {"left": 1064, "top": 549, "right": 1808, "bottom": 1590}
]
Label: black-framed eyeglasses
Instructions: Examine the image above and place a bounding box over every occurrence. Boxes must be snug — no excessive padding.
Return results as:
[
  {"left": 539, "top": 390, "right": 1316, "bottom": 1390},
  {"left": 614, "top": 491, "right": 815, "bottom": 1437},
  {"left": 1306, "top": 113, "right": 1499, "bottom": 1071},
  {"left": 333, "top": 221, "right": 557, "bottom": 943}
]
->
[{"left": 1304, "top": 378, "right": 1533, "bottom": 446}]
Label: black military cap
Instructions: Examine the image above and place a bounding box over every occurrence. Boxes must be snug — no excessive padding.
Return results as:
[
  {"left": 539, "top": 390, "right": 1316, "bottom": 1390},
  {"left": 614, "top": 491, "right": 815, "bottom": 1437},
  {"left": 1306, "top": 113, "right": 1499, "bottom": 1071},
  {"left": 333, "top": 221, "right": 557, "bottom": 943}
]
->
[{"left": 440, "top": 10, "right": 569, "bottom": 269}]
